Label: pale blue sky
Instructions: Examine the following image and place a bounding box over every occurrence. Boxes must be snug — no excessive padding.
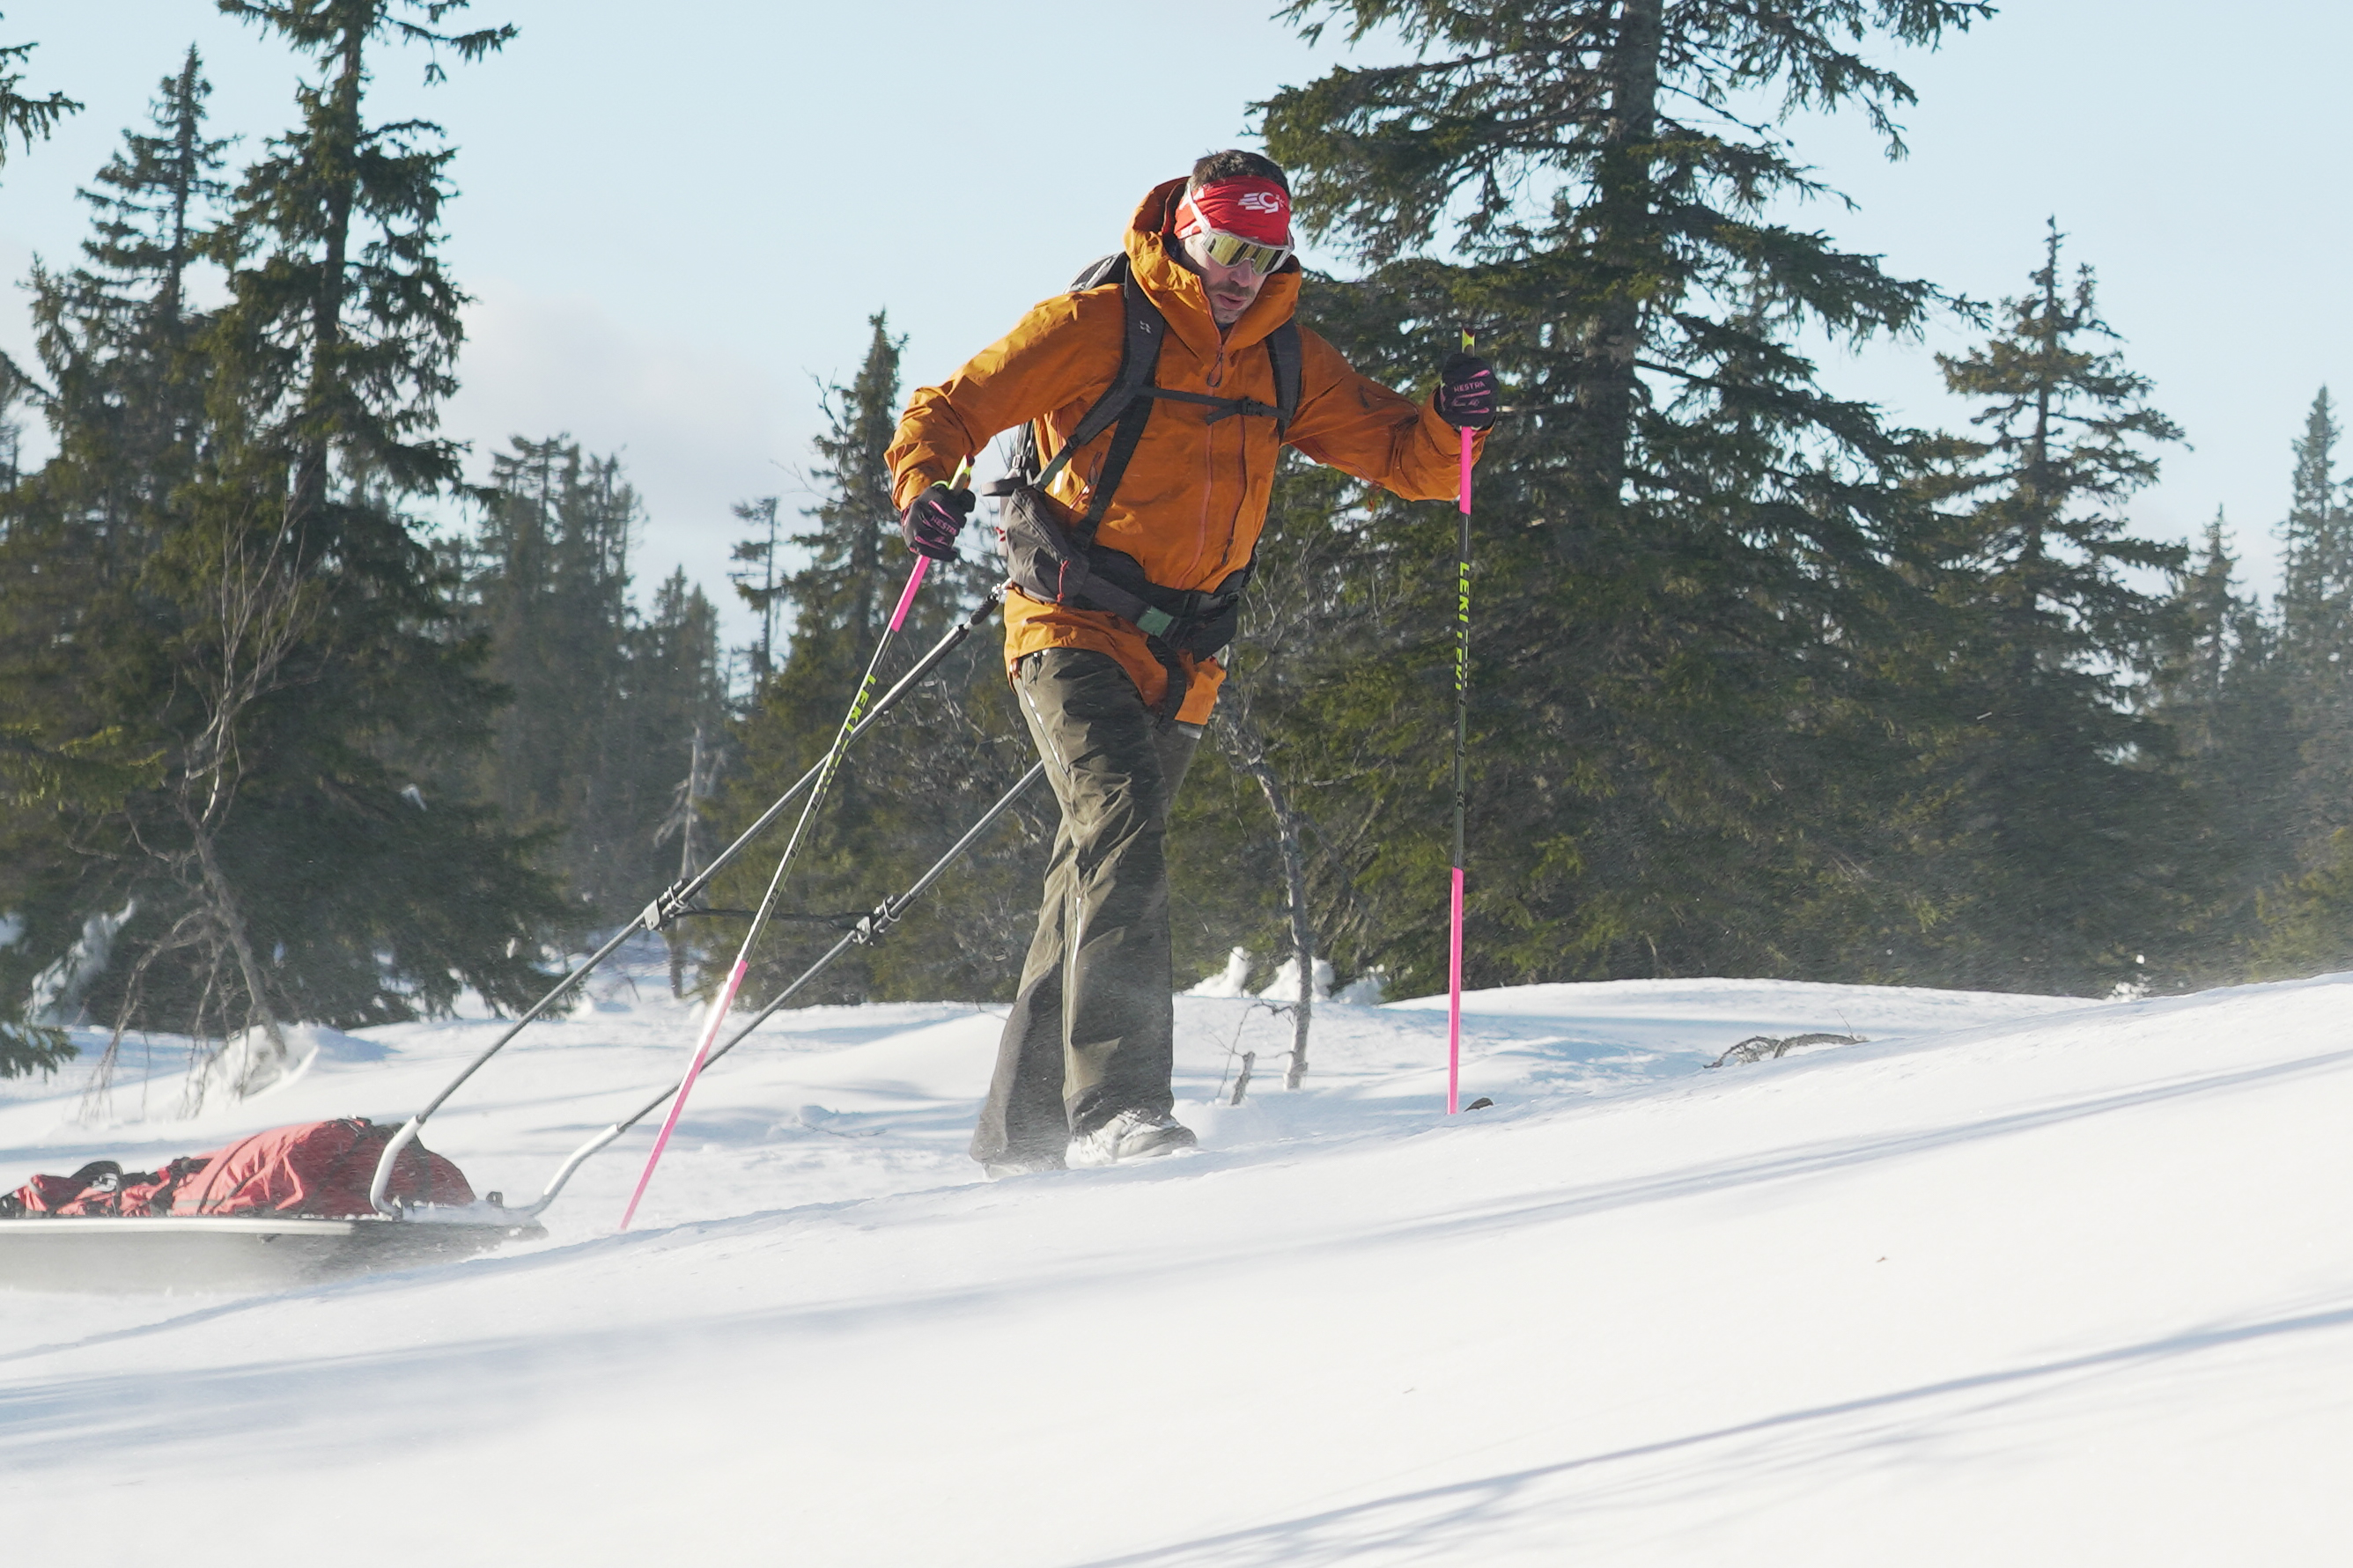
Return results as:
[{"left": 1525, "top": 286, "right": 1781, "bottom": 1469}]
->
[{"left": 4, "top": 2, "right": 2348, "bottom": 649}]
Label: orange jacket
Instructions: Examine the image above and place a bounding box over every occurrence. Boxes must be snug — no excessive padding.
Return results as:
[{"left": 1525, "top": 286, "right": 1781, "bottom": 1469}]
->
[{"left": 888, "top": 178, "right": 1483, "bottom": 724}]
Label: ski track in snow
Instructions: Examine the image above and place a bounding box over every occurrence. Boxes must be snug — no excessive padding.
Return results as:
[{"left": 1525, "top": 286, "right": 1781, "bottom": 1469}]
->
[{"left": 4, "top": 955, "right": 2350, "bottom": 1564}]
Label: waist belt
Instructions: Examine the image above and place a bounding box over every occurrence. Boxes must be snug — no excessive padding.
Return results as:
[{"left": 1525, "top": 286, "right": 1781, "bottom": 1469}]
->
[{"left": 990, "top": 481, "right": 1247, "bottom": 723}]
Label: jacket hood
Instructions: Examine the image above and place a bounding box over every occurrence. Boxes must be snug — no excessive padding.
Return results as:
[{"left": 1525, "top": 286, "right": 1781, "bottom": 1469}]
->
[{"left": 1122, "top": 178, "right": 1300, "bottom": 361}]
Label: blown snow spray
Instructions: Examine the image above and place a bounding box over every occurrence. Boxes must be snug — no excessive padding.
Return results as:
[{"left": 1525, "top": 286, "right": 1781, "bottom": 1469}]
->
[
  {"left": 1448, "top": 330, "right": 1475, "bottom": 1116},
  {"left": 618, "top": 459, "right": 970, "bottom": 1230}
]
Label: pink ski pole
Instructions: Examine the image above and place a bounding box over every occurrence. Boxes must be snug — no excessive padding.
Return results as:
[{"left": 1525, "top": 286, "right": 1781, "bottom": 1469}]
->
[
  {"left": 1448, "top": 333, "right": 1475, "bottom": 1115},
  {"left": 618, "top": 460, "right": 968, "bottom": 1229}
]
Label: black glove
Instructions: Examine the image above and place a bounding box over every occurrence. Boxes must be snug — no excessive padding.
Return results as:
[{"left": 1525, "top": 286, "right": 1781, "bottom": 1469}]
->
[
  {"left": 900, "top": 481, "right": 976, "bottom": 561},
  {"left": 1435, "top": 351, "right": 1500, "bottom": 431}
]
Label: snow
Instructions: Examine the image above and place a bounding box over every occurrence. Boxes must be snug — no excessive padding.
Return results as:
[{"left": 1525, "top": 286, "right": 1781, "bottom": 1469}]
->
[{"left": 5, "top": 951, "right": 2351, "bottom": 1563}]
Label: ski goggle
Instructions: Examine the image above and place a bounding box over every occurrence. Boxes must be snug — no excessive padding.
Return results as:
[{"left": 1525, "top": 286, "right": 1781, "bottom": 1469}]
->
[{"left": 1186, "top": 226, "right": 1293, "bottom": 276}]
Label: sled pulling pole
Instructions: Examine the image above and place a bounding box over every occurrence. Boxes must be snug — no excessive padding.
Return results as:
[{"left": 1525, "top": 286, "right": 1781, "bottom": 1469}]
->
[
  {"left": 616, "top": 460, "right": 974, "bottom": 1231},
  {"left": 632, "top": 586, "right": 1002, "bottom": 935},
  {"left": 516, "top": 759, "right": 1046, "bottom": 1218},
  {"left": 367, "top": 573, "right": 999, "bottom": 1218}
]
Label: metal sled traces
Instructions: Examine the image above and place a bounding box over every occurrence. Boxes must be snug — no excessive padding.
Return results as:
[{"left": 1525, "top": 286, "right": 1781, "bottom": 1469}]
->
[{"left": 0, "top": 1213, "right": 543, "bottom": 1293}]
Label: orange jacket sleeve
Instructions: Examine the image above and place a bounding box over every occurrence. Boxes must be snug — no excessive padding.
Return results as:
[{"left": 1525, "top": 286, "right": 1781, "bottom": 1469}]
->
[
  {"left": 1283, "top": 328, "right": 1486, "bottom": 503},
  {"left": 886, "top": 291, "right": 1121, "bottom": 512}
]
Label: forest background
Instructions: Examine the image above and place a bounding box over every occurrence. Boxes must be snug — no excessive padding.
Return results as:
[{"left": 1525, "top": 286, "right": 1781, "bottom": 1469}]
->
[{"left": 6, "top": 1, "right": 2353, "bottom": 1099}]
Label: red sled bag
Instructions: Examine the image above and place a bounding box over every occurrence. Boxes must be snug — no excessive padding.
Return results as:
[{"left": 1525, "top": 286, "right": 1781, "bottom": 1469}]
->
[
  {"left": 3, "top": 1118, "right": 472, "bottom": 1219},
  {"left": 170, "top": 1118, "right": 473, "bottom": 1216}
]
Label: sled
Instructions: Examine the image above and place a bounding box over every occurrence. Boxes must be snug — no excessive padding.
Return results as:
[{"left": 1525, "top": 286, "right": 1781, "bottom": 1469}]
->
[
  {"left": 0, "top": 1208, "right": 543, "bottom": 1293},
  {"left": 1, "top": 1117, "right": 543, "bottom": 1293},
  {"left": 0, "top": 725, "right": 1043, "bottom": 1300}
]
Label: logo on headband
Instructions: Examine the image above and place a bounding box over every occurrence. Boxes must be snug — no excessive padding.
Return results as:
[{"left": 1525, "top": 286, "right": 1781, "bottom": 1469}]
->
[{"left": 1175, "top": 176, "right": 1293, "bottom": 247}]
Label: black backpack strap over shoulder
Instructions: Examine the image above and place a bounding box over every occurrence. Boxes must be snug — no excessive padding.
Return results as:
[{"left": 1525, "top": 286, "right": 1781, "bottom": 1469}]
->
[
  {"left": 1026, "top": 267, "right": 1164, "bottom": 549},
  {"left": 1265, "top": 320, "right": 1302, "bottom": 431},
  {"left": 985, "top": 254, "right": 1140, "bottom": 500}
]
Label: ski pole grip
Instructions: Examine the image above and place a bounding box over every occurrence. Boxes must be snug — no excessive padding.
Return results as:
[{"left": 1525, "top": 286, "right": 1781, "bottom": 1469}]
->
[{"left": 1455, "top": 328, "right": 1477, "bottom": 516}]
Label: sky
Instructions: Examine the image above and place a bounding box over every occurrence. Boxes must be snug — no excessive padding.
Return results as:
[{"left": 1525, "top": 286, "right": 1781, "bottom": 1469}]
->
[{"left": 3, "top": 1, "right": 2349, "bottom": 654}]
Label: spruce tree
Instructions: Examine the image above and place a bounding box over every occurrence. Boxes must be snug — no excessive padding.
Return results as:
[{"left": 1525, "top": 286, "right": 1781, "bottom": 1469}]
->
[
  {"left": 0, "top": 49, "right": 228, "bottom": 1077},
  {"left": 799, "top": 314, "right": 910, "bottom": 644},
  {"left": 2158, "top": 511, "right": 2240, "bottom": 739},
  {"left": 23, "top": 48, "right": 225, "bottom": 556},
  {"left": 640, "top": 563, "right": 730, "bottom": 998},
  {"left": 2269, "top": 387, "right": 2353, "bottom": 863},
  {"left": 2150, "top": 511, "right": 2297, "bottom": 971},
  {"left": 1259, "top": 0, "right": 1986, "bottom": 990},
  {"left": 0, "top": 727, "right": 158, "bottom": 1074},
  {"left": 467, "top": 438, "right": 649, "bottom": 914},
  {"left": 1917, "top": 224, "right": 2190, "bottom": 991},
  {"left": 2276, "top": 389, "right": 2352, "bottom": 676},
  {"left": 2228, "top": 389, "right": 2353, "bottom": 975}
]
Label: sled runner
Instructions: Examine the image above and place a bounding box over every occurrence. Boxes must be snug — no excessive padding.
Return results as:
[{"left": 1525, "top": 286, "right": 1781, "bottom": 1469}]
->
[{"left": 0, "top": 1211, "right": 539, "bottom": 1293}]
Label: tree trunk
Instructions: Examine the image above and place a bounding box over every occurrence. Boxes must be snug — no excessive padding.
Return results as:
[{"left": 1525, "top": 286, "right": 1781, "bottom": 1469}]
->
[
  {"left": 291, "top": 22, "right": 364, "bottom": 522},
  {"left": 1561, "top": 0, "right": 1662, "bottom": 534},
  {"left": 189, "top": 822, "right": 288, "bottom": 1091},
  {"left": 1219, "top": 710, "right": 1315, "bottom": 1089},
  {"left": 669, "top": 722, "right": 705, "bottom": 997}
]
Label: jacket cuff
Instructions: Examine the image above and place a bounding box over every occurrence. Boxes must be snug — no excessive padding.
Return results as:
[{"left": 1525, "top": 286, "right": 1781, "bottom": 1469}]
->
[{"left": 891, "top": 467, "right": 949, "bottom": 512}]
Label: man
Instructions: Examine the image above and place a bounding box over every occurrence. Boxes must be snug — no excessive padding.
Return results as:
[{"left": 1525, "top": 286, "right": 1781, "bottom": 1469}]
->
[{"left": 887, "top": 150, "right": 1496, "bottom": 1174}]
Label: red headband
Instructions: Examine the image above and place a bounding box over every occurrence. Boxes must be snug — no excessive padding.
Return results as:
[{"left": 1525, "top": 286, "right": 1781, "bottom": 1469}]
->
[{"left": 1174, "top": 177, "right": 1292, "bottom": 247}]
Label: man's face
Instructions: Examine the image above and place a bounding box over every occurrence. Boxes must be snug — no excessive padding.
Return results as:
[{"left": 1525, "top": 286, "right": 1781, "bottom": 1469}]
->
[{"left": 1179, "top": 231, "right": 1272, "bottom": 328}]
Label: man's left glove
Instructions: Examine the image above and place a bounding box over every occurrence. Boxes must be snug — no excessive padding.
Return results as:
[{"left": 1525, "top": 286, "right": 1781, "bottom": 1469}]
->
[
  {"left": 900, "top": 481, "right": 977, "bottom": 561},
  {"left": 1435, "top": 352, "right": 1500, "bottom": 431}
]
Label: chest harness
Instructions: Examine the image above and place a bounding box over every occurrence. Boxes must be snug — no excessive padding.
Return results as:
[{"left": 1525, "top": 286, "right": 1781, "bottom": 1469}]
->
[{"left": 983, "top": 253, "right": 1302, "bottom": 723}]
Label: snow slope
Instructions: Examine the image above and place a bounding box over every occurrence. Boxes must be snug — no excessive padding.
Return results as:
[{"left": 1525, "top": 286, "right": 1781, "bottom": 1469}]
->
[{"left": 4, "top": 957, "right": 2349, "bottom": 1564}]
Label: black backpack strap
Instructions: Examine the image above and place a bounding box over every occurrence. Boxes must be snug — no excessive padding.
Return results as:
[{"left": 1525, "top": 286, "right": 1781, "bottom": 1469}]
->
[
  {"left": 1034, "top": 262, "right": 1163, "bottom": 497},
  {"left": 985, "top": 254, "right": 1144, "bottom": 500},
  {"left": 1266, "top": 320, "right": 1302, "bottom": 432},
  {"left": 1074, "top": 392, "right": 1156, "bottom": 544},
  {"left": 1145, "top": 387, "right": 1282, "bottom": 423}
]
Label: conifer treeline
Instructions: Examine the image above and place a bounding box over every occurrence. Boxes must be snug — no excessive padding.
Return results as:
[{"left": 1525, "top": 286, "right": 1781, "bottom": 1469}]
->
[{"left": 446, "top": 437, "right": 730, "bottom": 932}]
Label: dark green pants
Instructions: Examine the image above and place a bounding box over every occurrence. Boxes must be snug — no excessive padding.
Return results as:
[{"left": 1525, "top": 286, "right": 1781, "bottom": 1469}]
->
[{"left": 971, "top": 648, "right": 1203, "bottom": 1165}]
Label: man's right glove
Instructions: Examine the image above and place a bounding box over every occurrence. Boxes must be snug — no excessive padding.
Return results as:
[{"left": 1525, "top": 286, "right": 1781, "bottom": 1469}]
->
[
  {"left": 900, "top": 481, "right": 977, "bottom": 561},
  {"left": 1435, "top": 351, "right": 1500, "bottom": 431}
]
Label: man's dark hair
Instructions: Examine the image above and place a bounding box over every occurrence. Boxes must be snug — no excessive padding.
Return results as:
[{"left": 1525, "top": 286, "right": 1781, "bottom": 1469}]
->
[{"left": 1189, "top": 149, "right": 1288, "bottom": 194}]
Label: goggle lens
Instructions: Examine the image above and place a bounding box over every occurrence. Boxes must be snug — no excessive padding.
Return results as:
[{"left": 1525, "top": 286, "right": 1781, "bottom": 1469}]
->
[{"left": 1196, "top": 231, "right": 1292, "bottom": 275}]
